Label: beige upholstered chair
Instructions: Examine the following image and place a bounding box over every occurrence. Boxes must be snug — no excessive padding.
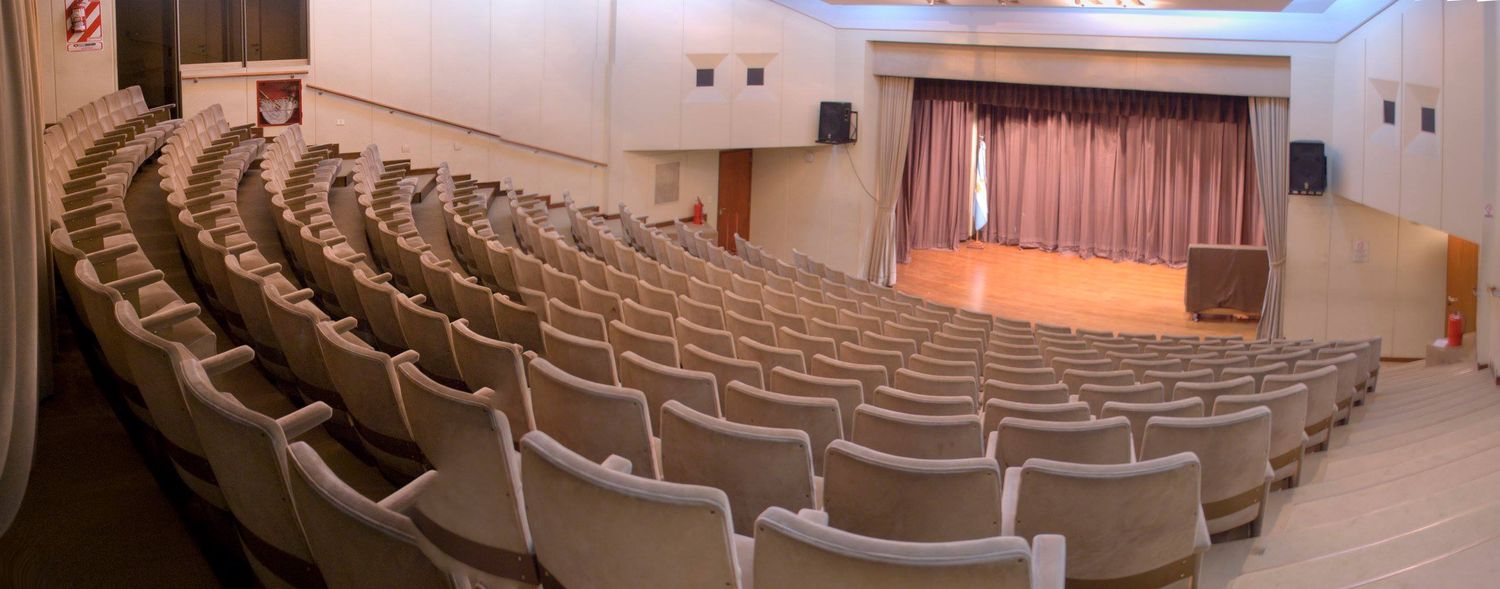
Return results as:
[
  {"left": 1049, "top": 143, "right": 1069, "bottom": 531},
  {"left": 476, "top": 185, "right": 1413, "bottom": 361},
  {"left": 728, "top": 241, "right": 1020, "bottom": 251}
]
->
[
  {"left": 546, "top": 297, "right": 608, "bottom": 342},
  {"left": 1142, "top": 368, "right": 1215, "bottom": 400},
  {"left": 678, "top": 294, "right": 727, "bottom": 331},
  {"left": 608, "top": 319, "right": 679, "bottom": 368},
  {"left": 1172, "top": 375, "right": 1256, "bottom": 409},
  {"left": 861, "top": 331, "right": 919, "bottom": 361},
  {"left": 752, "top": 507, "right": 1065, "bottom": 589},
  {"left": 907, "top": 353, "right": 981, "bottom": 384},
  {"left": 683, "top": 343, "right": 764, "bottom": 403},
  {"left": 1265, "top": 365, "right": 1339, "bottom": 451},
  {"left": 838, "top": 342, "right": 905, "bottom": 381},
  {"left": 778, "top": 327, "right": 839, "bottom": 369},
  {"left": 393, "top": 293, "right": 467, "bottom": 389},
  {"left": 450, "top": 319, "right": 533, "bottom": 444},
  {"left": 1100, "top": 398, "right": 1206, "bottom": 454},
  {"left": 852, "top": 404, "right": 984, "bottom": 460},
  {"left": 726, "top": 309, "right": 778, "bottom": 348},
  {"left": 577, "top": 279, "right": 623, "bottom": 326},
  {"left": 1076, "top": 382, "right": 1165, "bottom": 416},
  {"left": 983, "top": 381, "right": 1071, "bottom": 406},
  {"left": 520, "top": 431, "right": 748, "bottom": 588},
  {"left": 823, "top": 440, "right": 1002, "bottom": 542},
  {"left": 620, "top": 297, "right": 675, "bottom": 338},
  {"left": 1060, "top": 368, "right": 1134, "bottom": 399},
  {"left": 525, "top": 357, "right": 657, "bottom": 478},
  {"left": 618, "top": 351, "right": 721, "bottom": 431},
  {"left": 810, "top": 354, "right": 888, "bottom": 404},
  {"left": 1215, "top": 383, "right": 1308, "bottom": 488},
  {"left": 985, "top": 352, "right": 1046, "bottom": 370},
  {"left": 721, "top": 291, "right": 764, "bottom": 320},
  {"left": 539, "top": 322, "right": 618, "bottom": 386},
  {"left": 894, "top": 368, "right": 977, "bottom": 402},
  {"left": 285, "top": 442, "right": 448, "bottom": 589},
  {"left": 681, "top": 316, "right": 738, "bottom": 358},
  {"left": 737, "top": 336, "right": 808, "bottom": 376},
  {"left": 395, "top": 362, "right": 537, "bottom": 587},
  {"left": 990, "top": 416, "right": 1135, "bottom": 471},
  {"left": 1002, "top": 455, "right": 1210, "bottom": 587},
  {"left": 981, "top": 399, "right": 1092, "bottom": 436},
  {"left": 1187, "top": 356, "right": 1251, "bottom": 379},
  {"left": 1141, "top": 407, "right": 1273, "bottom": 535},
  {"left": 723, "top": 381, "right": 842, "bottom": 475},
  {"left": 872, "top": 386, "right": 976, "bottom": 417},
  {"left": 770, "top": 366, "right": 864, "bottom": 428},
  {"left": 659, "top": 401, "right": 816, "bottom": 535},
  {"left": 315, "top": 321, "right": 428, "bottom": 480},
  {"left": 1220, "top": 362, "right": 1290, "bottom": 392},
  {"left": 1296, "top": 354, "right": 1359, "bottom": 423},
  {"left": 1118, "top": 358, "right": 1183, "bottom": 380},
  {"left": 985, "top": 365, "right": 1058, "bottom": 387}
]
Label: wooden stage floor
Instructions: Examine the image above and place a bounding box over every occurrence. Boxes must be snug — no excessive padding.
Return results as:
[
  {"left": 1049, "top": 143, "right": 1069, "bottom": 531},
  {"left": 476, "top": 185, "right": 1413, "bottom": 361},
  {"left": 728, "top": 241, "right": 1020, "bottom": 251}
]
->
[{"left": 896, "top": 245, "right": 1258, "bottom": 339}]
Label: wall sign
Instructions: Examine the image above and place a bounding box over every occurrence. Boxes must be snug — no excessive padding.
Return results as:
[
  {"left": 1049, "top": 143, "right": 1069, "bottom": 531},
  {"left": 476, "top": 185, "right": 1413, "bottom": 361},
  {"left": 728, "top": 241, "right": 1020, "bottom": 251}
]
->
[
  {"left": 256, "top": 79, "right": 303, "bottom": 127},
  {"left": 65, "top": 0, "right": 103, "bottom": 53}
]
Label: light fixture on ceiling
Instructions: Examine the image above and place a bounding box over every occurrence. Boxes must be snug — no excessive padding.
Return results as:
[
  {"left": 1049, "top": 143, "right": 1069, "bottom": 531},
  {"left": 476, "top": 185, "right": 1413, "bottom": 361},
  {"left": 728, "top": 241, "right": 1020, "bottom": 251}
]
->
[{"left": 1073, "top": 0, "right": 1147, "bottom": 6}]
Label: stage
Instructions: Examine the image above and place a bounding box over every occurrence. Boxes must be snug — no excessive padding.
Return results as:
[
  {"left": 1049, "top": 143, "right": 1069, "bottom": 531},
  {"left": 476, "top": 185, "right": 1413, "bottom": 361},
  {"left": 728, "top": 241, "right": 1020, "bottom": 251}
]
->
[{"left": 896, "top": 245, "right": 1259, "bottom": 339}]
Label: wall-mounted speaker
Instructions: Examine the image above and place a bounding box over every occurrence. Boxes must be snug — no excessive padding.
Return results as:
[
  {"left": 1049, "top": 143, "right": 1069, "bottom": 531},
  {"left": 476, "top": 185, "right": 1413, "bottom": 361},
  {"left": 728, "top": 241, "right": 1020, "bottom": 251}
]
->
[
  {"left": 1290, "top": 140, "right": 1327, "bottom": 196},
  {"left": 817, "top": 101, "right": 857, "bottom": 145}
]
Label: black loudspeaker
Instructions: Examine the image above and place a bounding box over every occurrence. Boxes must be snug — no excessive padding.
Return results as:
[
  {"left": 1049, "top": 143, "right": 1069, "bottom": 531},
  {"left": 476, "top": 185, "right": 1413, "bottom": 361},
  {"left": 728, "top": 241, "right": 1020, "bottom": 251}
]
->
[
  {"left": 1289, "top": 140, "right": 1327, "bottom": 196},
  {"left": 817, "top": 101, "right": 857, "bottom": 145}
]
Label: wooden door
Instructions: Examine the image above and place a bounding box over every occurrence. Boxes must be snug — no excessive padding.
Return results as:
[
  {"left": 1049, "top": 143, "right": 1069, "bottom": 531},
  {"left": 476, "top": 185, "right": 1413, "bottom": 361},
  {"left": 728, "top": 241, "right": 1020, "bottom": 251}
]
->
[
  {"left": 717, "top": 149, "right": 752, "bottom": 252},
  {"left": 1447, "top": 235, "right": 1480, "bottom": 333}
]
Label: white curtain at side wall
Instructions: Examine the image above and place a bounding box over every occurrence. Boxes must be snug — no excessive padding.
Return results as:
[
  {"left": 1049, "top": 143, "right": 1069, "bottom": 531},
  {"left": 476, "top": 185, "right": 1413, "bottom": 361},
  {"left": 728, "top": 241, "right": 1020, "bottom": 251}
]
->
[
  {"left": 1250, "top": 97, "right": 1290, "bottom": 340},
  {"left": 864, "top": 76, "right": 915, "bottom": 286},
  {"left": 0, "top": 0, "right": 44, "bottom": 534}
]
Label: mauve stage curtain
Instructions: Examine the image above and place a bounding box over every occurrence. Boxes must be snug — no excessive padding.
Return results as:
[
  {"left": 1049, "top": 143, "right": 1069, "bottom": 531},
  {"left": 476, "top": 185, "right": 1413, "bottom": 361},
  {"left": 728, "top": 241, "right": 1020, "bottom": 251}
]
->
[
  {"left": 864, "top": 76, "right": 916, "bottom": 286},
  {"left": 902, "top": 79, "right": 1262, "bottom": 267},
  {"left": 1250, "top": 97, "right": 1290, "bottom": 339},
  {"left": 896, "top": 99, "right": 974, "bottom": 263}
]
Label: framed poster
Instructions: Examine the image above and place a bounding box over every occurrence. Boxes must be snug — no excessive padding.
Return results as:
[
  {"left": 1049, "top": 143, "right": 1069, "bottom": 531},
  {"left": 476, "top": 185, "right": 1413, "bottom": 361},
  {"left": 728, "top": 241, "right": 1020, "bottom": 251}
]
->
[{"left": 256, "top": 79, "right": 303, "bottom": 127}]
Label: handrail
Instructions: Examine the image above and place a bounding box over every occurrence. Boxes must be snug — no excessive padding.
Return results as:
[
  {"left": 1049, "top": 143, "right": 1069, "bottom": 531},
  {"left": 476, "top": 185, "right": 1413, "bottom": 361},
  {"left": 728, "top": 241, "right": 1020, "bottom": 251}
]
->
[{"left": 306, "top": 83, "right": 608, "bottom": 169}]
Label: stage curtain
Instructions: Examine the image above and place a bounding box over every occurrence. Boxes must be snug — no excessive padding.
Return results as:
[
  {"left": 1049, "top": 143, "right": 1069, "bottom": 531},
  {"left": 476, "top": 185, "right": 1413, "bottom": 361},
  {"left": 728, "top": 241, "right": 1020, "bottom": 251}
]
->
[
  {"left": 864, "top": 76, "right": 915, "bottom": 286},
  {"left": 0, "top": 0, "right": 45, "bottom": 533},
  {"left": 902, "top": 79, "right": 1261, "bottom": 267},
  {"left": 896, "top": 99, "right": 975, "bottom": 263},
  {"left": 1250, "top": 97, "right": 1290, "bottom": 339}
]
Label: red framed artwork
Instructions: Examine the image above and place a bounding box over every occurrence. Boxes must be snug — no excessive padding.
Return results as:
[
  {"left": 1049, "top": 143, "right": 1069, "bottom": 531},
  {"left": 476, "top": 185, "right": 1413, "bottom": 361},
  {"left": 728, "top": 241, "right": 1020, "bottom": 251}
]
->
[{"left": 256, "top": 79, "right": 303, "bottom": 127}]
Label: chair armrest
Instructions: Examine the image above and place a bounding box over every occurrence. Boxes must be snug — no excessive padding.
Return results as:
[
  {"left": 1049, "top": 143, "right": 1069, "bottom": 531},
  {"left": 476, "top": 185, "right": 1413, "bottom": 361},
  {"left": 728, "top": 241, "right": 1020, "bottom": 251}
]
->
[
  {"left": 601, "top": 455, "right": 633, "bottom": 474},
  {"left": 1031, "top": 534, "right": 1066, "bottom": 589},
  {"left": 276, "top": 402, "right": 333, "bottom": 440},
  {"left": 378, "top": 469, "right": 439, "bottom": 514},
  {"left": 201, "top": 346, "right": 257, "bottom": 377},
  {"left": 1001, "top": 466, "right": 1023, "bottom": 536},
  {"left": 985, "top": 430, "right": 998, "bottom": 460},
  {"left": 139, "top": 302, "right": 202, "bottom": 332},
  {"left": 795, "top": 509, "right": 829, "bottom": 526},
  {"left": 1194, "top": 508, "right": 1211, "bottom": 554}
]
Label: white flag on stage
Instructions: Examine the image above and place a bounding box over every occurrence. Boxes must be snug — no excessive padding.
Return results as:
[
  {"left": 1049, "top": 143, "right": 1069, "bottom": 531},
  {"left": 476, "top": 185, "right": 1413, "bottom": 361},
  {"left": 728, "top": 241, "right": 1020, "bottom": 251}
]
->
[{"left": 973, "top": 138, "right": 989, "bottom": 233}]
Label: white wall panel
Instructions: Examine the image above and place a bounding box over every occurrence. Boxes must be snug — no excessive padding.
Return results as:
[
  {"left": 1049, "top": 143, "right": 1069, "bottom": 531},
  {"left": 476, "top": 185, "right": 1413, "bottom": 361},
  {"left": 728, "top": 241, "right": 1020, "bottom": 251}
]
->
[
  {"left": 310, "top": 92, "right": 373, "bottom": 153},
  {"left": 491, "top": 0, "right": 544, "bottom": 146},
  {"left": 1323, "top": 197, "right": 1398, "bottom": 349},
  {"left": 1329, "top": 33, "right": 1364, "bottom": 201},
  {"left": 181, "top": 78, "right": 251, "bottom": 127},
  {"left": 429, "top": 126, "right": 493, "bottom": 182},
  {"left": 1361, "top": 10, "right": 1402, "bottom": 216},
  {"left": 614, "top": 0, "right": 684, "bottom": 150},
  {"left": 780, "top": 13, "right": 836, "bottom": 146},
  {"left": 311, "top": 0, "right": 370, "bottom": 94},
  {"left": 370, "top": 0, "right": 431, "bottom": 112},
  {"left": 371, "top": 110, "right": 433, "bottom": 167},
  {"left": 1391, "top": 220, "right": 1449, "bottom": 357},
  {"left": 1440, "top": 0, "right": 1487, "bottom": 243},
  {"left": 684, "top": 0, "right": 734, "bottom": 54},
  {"left": 541, "top": 0, "right": 602, "bottom": 158},
  {"left": 734, "top": 0, "right": 784, "bottom": 54},
  {"left": 430, "top": 0, "right": 490, "bottom": 129},
  {"left": 1398, "top": 0, "right": 1441, "bottom": 228}
]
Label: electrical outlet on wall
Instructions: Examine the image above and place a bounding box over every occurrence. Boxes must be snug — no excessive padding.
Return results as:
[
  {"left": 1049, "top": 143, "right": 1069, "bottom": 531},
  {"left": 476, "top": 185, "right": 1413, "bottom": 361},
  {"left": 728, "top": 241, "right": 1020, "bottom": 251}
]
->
[
  {"left": 401, "top": 145, "right": 411, "bottom": 154},
  {"left": 336, "top": 118, "right": 345, "bottom": 126},
  {"left": 1352, "top": 239, "right": 1369, "bottom": 263}
]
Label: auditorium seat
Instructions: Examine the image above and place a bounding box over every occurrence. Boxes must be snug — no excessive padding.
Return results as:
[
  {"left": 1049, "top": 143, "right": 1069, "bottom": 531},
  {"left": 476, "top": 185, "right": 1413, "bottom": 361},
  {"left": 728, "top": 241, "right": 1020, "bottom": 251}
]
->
[
  {"left": 618, "top": 351, "right": 721, "bottom": 430},
  {"left": 983, "top": 381, "right": 1071, "bottom": 406},
  {"left": 1076, "top": 382, "right": 1166, "bottom": 416},
  {"left": 1141, "top": 407, "right": 1273, "bottom": 536},
  {"left": 1214, "top": 383, "right": 1308, "bottom": 488},
  {"left": 851, "top": 404, "right": 984, "bottom": 460},
  {"left": 871, "top": 385, "right": 976, "bottom": 417},
  {"left": 1172, "top": 376, "right": 1256, "bottom": 410},
  {"left": 723, "top": 382, "right": 842, "bottom": 475},
  {"left": 1100, "top": 398, "right": 1206, "bottom": 453},
  {"left": 659, "top": 401, "right": 816, "bottom": 535},
  {"left": 990, "top": 416, "right": 1135, "bottom": 471},
  {"left": 893, "top": 368, "right": 977, "bottom": 401},
  {"left": 823, "top": 440, "right": 1002, "bottom": 542}
]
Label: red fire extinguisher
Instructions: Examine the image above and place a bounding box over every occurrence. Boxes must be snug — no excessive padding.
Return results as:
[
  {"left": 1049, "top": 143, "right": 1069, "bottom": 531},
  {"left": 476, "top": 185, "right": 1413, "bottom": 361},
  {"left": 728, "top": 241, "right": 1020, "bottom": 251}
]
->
[
  {"left": 68, "top": 0, "right": 89, "bottom": 33},
  {"left": 1447, "top": 312, "right": 1464, "bottom": 347},
  {"left": 692, "top": 198, "right": 705, "bottom": 225}
]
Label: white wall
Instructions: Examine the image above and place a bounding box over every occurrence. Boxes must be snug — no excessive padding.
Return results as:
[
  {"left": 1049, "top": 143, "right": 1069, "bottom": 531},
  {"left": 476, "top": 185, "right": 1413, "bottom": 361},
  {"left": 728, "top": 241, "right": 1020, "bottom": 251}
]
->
[{"left": 35, "top": 0, "right": 118, "bottom": 122}]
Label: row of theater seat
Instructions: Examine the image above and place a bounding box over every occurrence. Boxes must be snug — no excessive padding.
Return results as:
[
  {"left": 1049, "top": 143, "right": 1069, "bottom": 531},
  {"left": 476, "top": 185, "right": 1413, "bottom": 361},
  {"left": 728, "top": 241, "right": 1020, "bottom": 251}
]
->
[{"left": 47, "top": 90, "right": 1382, "bottom": 589}]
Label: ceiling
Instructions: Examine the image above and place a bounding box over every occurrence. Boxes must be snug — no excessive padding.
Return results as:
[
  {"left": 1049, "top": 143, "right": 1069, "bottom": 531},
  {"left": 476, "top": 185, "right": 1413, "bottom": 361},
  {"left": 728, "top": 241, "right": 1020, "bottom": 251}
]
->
[
  {"left": 820, "top": 0, "right": 1340, "bottom": 12},
  {"left": 774, "top": 0, "right": 1394, "bottom": 43}
]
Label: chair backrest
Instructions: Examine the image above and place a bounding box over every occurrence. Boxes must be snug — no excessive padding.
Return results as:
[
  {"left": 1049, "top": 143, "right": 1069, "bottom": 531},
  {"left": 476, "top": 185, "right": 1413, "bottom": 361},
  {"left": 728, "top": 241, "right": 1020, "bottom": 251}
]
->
[
  {"left": 621, "top": 296, "right": 675, "bottom": 338},
  {"left": 659, "top": 401, "right": 815, "bottom": 535},
  {"left": 838, "top": 341, "right": 904, "bottom": 381},
  {"left": 723, "top": 381, "right": 842, "bottom": 475},
  {"left": 1099, "top": 398, "right": 1206, "bottom": 454},
  {"left": 1005, "top": 454, "right": 1204, "bottom": 586},
  {"left": 394, "top": 362, "right": 534, "bottom": 584},
  {"left": 520, "top": 431, "right": 743, "bottom": 588},
  {"left": 608, "top": 319, "right": 679, "bottom": 368},
  {"left": 984, "top": 352, "right": 1045, "bottom": 370},
  {"left": 393, "top": 293, "right": 465, "bottom": 384},
  {"left": 449, "top": 319, "right": 532, "bottom": 444},
  {"left": 618, "top": 351, "right": 720, "bottom": 431},
  {"left": 540, "top": 321, "right": 618, "bottom": 386},
  {"left": 777, "top": 327, "right": 839, "bottom": 370},
  {"left": 823, "top": 440, "right": 1002, "bottom": 543},
  {"left": 525, "top": 357, "right": 656, "bottom": 478},
  {"left": 871, "top": 385, "right": 976, "bottom": 417},
  {"left": 737, "top": 335, "right": 808, "bottom": 376},
  {"left": 907, "top": 353, "right": 979, "bottom": 383},
  {"left": 1296, "top": 353, "right": 1358, "bottom": 409},
  {"left": 809, "top": 354, "right": 887, "bottom": 405},
  {"left": 1076, "top": 382, "right": 1165, "bottom": 416},
  {"left": 984, "top": 365, "right": 1058, "bottom": 387},
  {"left": 893, "top": 368, "right": 976, "bottom": 402},
  {"left": 677, "top": 294, "right": 727, "bottom": 331},
  {"left": 285, "top": 442, "right": 449, "bottom": 589},
  {"left": 1141, "top": 368, "right": 1215, "bottom": 399},
  {"left": 769, "top": 366, "right": 864, "bottom": 429},
  {"left": 980, "top": 399, "right": 1091, "bottom": 435},
  {"left": 1060, "top": 368, "right": 1135, "bottom": 398},
  {"left": 752, "top": 507, "right": 1050, "bottom": 589},
  {"left": 851, "top": 404, "right": 984, "bottom": 459},
  {"left": 1214, "top": 384, "right": 1308, "bottom": 484},
  {"left": 1264, "top": 365, "right": 1339, "bottom": 442},
  {"left": 993, "top": 416, "right": 1135, "bottom": 471},
  {"left": 1141, "top": 407, "right": 1272, "bottom": 534},
  {"left": 1172, "top": 375, "right": 1256, "bottom": 409},
  {"left": 981, "top": 381, "right": 1070, "bottom": 406},
  {"left": 546, "top": 297, "right": 608, "bottom": 342},
  {"left": 861, "top": 331, "right": 919, "bottom": 360},
  {"left": 315, "top": 321, "right": 427, "bottom": 478}
]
